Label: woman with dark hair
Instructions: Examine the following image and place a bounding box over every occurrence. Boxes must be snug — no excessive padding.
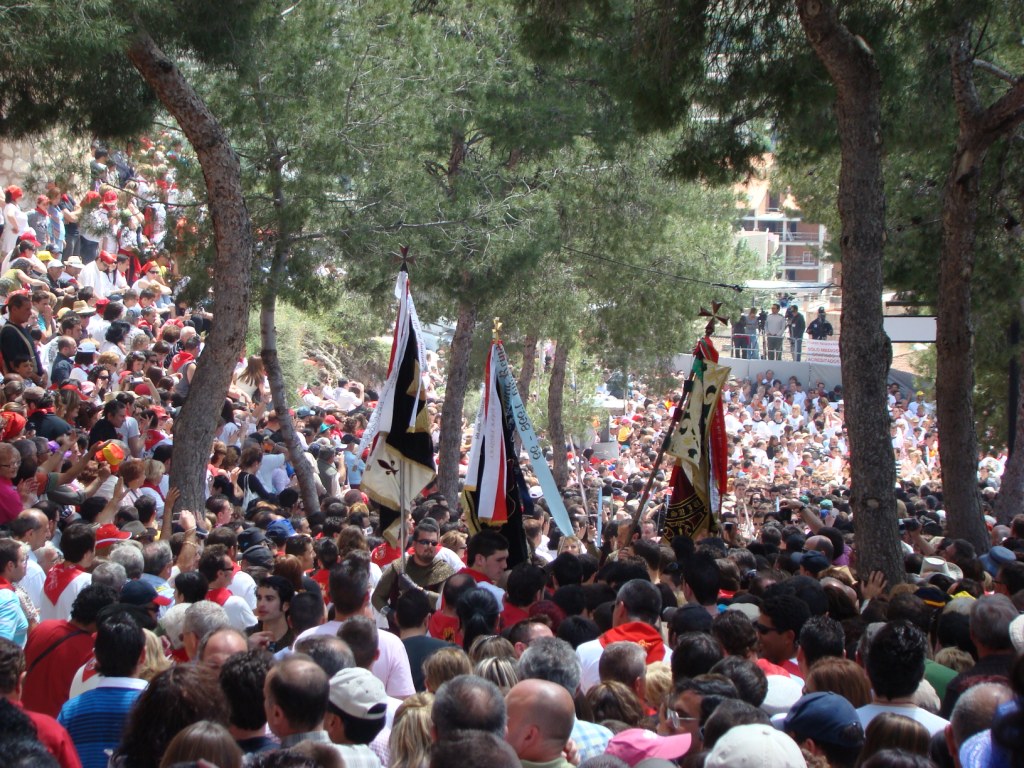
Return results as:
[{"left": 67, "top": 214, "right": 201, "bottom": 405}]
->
[
  {"left": 111, "top": 664, "right": 229, "bottom": 768},
  {"left": 234, "top": 444, "right": 276, "bottom": 511},
  {"left": 456, "top": 587, "right": 500, "bottom": 652},
  {"left": 118, "top": 351, "right": 147, "bottom": 390},
  {"left": 101, "top": 321, "right": 130, "bottom": 363},
  {"left": 86, "top": 365, "right": 113, "bottom": 404}
]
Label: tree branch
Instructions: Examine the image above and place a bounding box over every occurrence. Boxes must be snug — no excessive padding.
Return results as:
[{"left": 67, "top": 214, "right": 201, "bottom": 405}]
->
[{"left": 973, "top": 58, "right": 1018, "bottom": 85}]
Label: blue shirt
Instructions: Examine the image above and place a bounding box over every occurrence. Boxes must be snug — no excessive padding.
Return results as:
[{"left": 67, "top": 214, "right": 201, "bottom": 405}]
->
[
  {"left": 0, "top": 586, "right": 27, "bottom": 647},
  {"left": 345, "top": 450, "right": 366, "bottom": 485},
  {"left": 58, "top": 677, "right": 147, "bottom": 768}
]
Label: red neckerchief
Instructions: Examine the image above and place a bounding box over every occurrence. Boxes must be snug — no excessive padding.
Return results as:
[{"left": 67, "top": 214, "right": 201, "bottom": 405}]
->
[
  {"left": 79, "top": 658, "right": 99, "bottom": 684},
  {"left": 598, "top": 622, "right": 668, "bottom": 664},
  {"left": 459, "top": 567, "right": 492, "bottom": 585},
  {"left": 0, "top": 577, "right": 13, "bottom": 592},
  {"left": 206, "top": 587, "right": 232, "bottom": 606},
  {"left": 371, "top": 542, "right": 401, "bottom": 567},
  {"left": 170, "top": 351, "right": 194, "bottom": 373},
  {"left": 44, "top": 562, "right": 84, "bottom": 605},
  {"left": 755, "top": 658, "right": 792, "bottom": 678}
]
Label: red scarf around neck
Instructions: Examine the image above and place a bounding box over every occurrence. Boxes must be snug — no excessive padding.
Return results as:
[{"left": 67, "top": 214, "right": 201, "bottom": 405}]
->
[
  {"left": 598, "top": 621, "right": 668, "bottom": 665},
  {"left": 206, "top": 587, "right": 232, "bottom": 606},
  {"left": 44, "top": 561, "right": 83, "bottom": 605}
]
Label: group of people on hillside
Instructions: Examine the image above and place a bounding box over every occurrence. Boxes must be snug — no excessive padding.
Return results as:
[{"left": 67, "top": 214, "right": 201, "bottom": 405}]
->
[{"left": 0, "top": 138, "right": 1020, "bottom": 768}]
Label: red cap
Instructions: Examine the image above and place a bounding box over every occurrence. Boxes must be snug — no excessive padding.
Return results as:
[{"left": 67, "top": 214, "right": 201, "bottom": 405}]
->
[
  {"left": 99, "top": 250, "right": 117, "bottom": 265},
  {"left": 95, "top": 523, "right": 131, "bottom": 547}
]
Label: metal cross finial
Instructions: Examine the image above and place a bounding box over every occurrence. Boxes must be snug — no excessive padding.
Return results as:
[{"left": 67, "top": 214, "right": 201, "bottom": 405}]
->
[
  {"left": 700, "top": 301, "right": 729, "bottom": 336},
  {"left": 492, "top": 317, "right": 503, "bottom": 342},
  {"left": 392, "top": 246, "right": 416, "bottom": 270}
]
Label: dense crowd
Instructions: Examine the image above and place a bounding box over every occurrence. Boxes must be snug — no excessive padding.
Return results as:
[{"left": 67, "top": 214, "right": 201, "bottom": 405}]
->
[{"left": 0, "top": 143, "right": 1021, "bottom": 768}]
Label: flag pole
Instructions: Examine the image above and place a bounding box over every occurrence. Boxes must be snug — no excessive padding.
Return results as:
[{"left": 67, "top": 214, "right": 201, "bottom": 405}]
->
[
  {"left": 627, "top": 303, "right": 729, "bottom": 538},
  {"left": 399, "top": 464, "right": 407, "bottom": 570},
  {"left": 627, "top": 370, "right": 696, "bottom": 538}
]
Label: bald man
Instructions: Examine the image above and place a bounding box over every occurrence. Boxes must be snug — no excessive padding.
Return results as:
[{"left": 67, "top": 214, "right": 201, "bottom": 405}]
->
[
  {"left": 264, "top": 655, "right": 331, "bottom": 748},
  {"left": 803, "top": 535, "right": 835, "bottom": 562},
  {"left": 945, "top": 682, "right": 1013, "bottom": 768},
  {"left": 505, "top": 679, "right": 575, "bottom": 768},
  {"left": 198, "top": 627, "right": 249, "bottom": 673}
]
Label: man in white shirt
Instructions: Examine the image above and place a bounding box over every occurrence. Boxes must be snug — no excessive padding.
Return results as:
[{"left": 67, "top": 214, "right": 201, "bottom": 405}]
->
[
  {"left": 11, "top": 509, "right": 49, "bottom": 611},
  {"left": 294, "top": 555, "right": 414, "bottom": 699},
  {"left": 763, "top": 304, "right": 787, "bottom": 360},
  {"left": 40, "top": 523, "right": 94, "bottom": 622},
  {"left": 857, "top": 621, "right": 949, "bottom": 736},
  {"left": 197, "top": 546, "right": 256, "bottom": 632},
  {"left": 576, "top": 580, "right": 671, "bottom": 692}
]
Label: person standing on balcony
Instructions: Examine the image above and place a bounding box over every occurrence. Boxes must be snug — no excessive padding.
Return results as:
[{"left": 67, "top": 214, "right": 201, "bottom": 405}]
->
[
  {"left": 747, "top": 308, "right": 761, "bottom": 359},
  {"left": 808, "top": 307, "right": 834, "bottom": 340},
  {"left": 764, "top": 304, "right": 786, "bottom": 360},
  {"left": 786, "top": 305, "right": 806, "bottom": 362}
]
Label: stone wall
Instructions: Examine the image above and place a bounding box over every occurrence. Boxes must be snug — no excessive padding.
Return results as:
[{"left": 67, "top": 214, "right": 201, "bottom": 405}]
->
[
  {"left": 0, "top": 133, "right": 89, "bottom": 193},
  {"left": 0, "top": 139, "right": 41, "bottom": 191}
]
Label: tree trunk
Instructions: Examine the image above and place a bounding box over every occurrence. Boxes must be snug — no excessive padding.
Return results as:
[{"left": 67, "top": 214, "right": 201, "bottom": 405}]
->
[
  {"left": 127, "top": 31, "right": 253, "bottom": 516},
  {"left": 262, "top": 315, "right": 320, "bottom": 514},
  {"left": 994, "top": 303, "right": 1024, "bottom": 525},
  {"left": 547, "top": 340, "right": 570, "bottom": 489},
  {"left": 796, "top": 0, "right": 903, "bottom": 585},
  {"left": 938, "top": 30, "right": 1024, "bottom": 543},
  {"left": 518, "top": 334, "right": 538, "bottom": 402},
  {"left": 253, "top": 87, "right": 320, "bottom": 516},
  {"left": 936, "top": 117, "right": 987, "bottom": 550},
  {"left": 437, "top": 299, "right": 478, "bottom": 508}
]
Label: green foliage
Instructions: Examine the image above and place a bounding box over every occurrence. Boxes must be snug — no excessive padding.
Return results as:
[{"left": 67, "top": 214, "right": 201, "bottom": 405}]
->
[
  {"left": 0, "top": 0, "right": 267, "bottom": 139},
  {"left": 774, "top": 1, "right": 1024, "bottom": 427},
  {"left": 245, "top": 298, "right": 392, "bottom": 406}
]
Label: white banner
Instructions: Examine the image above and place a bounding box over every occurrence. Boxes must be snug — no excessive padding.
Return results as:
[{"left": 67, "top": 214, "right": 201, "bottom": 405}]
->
[{"left": 804, "top": 339, "right": 840, "bottom": 364}]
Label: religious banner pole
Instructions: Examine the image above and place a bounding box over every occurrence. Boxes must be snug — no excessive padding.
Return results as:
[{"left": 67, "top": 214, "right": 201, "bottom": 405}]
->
[{"left": 627, "top": 303, "right": 729, "bottom": 538}]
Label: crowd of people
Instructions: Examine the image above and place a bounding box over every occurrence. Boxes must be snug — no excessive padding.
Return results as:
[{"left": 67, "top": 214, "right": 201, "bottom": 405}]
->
[{"left": 0, "top": 141, "right": 1021, "bottom": 768}]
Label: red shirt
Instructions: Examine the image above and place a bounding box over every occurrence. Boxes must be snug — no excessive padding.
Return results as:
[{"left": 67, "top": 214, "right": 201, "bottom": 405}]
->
[
  {"left": 427, "top": 613, "right": 462, "bottom": 645},
  {"left": 311, "top": 569, "right": 331, "bottom": 604},
  {"left": 22, "top": 620, "right": 95, "bottom": 718},
  {"left": 500, "top": 603, "right": 530, "bottom": 631},
  {"left": 20, "top": 703, "right": 82, "bottom": 768}
]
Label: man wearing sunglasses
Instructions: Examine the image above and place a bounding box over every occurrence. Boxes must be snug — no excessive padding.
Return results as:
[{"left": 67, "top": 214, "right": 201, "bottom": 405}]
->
[
  {"left": 756, "top": 595, "right": 810, "bottom": 679},
  {"left": 371, "top": 519, "right": 455, "bottom": 614}
]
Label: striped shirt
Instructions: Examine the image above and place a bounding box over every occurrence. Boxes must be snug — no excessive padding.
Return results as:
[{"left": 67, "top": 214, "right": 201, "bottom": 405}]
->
[{"left": 58, "top": 677, "right": 147, "bottom": 768}]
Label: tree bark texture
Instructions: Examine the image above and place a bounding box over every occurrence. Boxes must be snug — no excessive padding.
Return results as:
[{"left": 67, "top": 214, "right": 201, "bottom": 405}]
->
[
  {"left": 939, "top": 29, "right": 1024, "bottom": 544},
  {"left": 993, "top": 303, "right": 1024, "bottom": 525},
  {"left": 517, "top": 334, "right": 538, "bottom": 405},
  {"left": 547, "top": 339, "right": 571, "bottom": 489},
  {"left": 437, "top": 300, "right": 478, "bottom": 509},
  {"left": 254, "top": 88, "right": 321, "bottom": 516},
  {"left": 796, "top": 0, "right": 903, "bottom": 585},
  {"left": 262, "top": 322, "right": 320, "bottom": 513},
  {"left": 127, "top": 32, "right": 254, "bottom": 516}
]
